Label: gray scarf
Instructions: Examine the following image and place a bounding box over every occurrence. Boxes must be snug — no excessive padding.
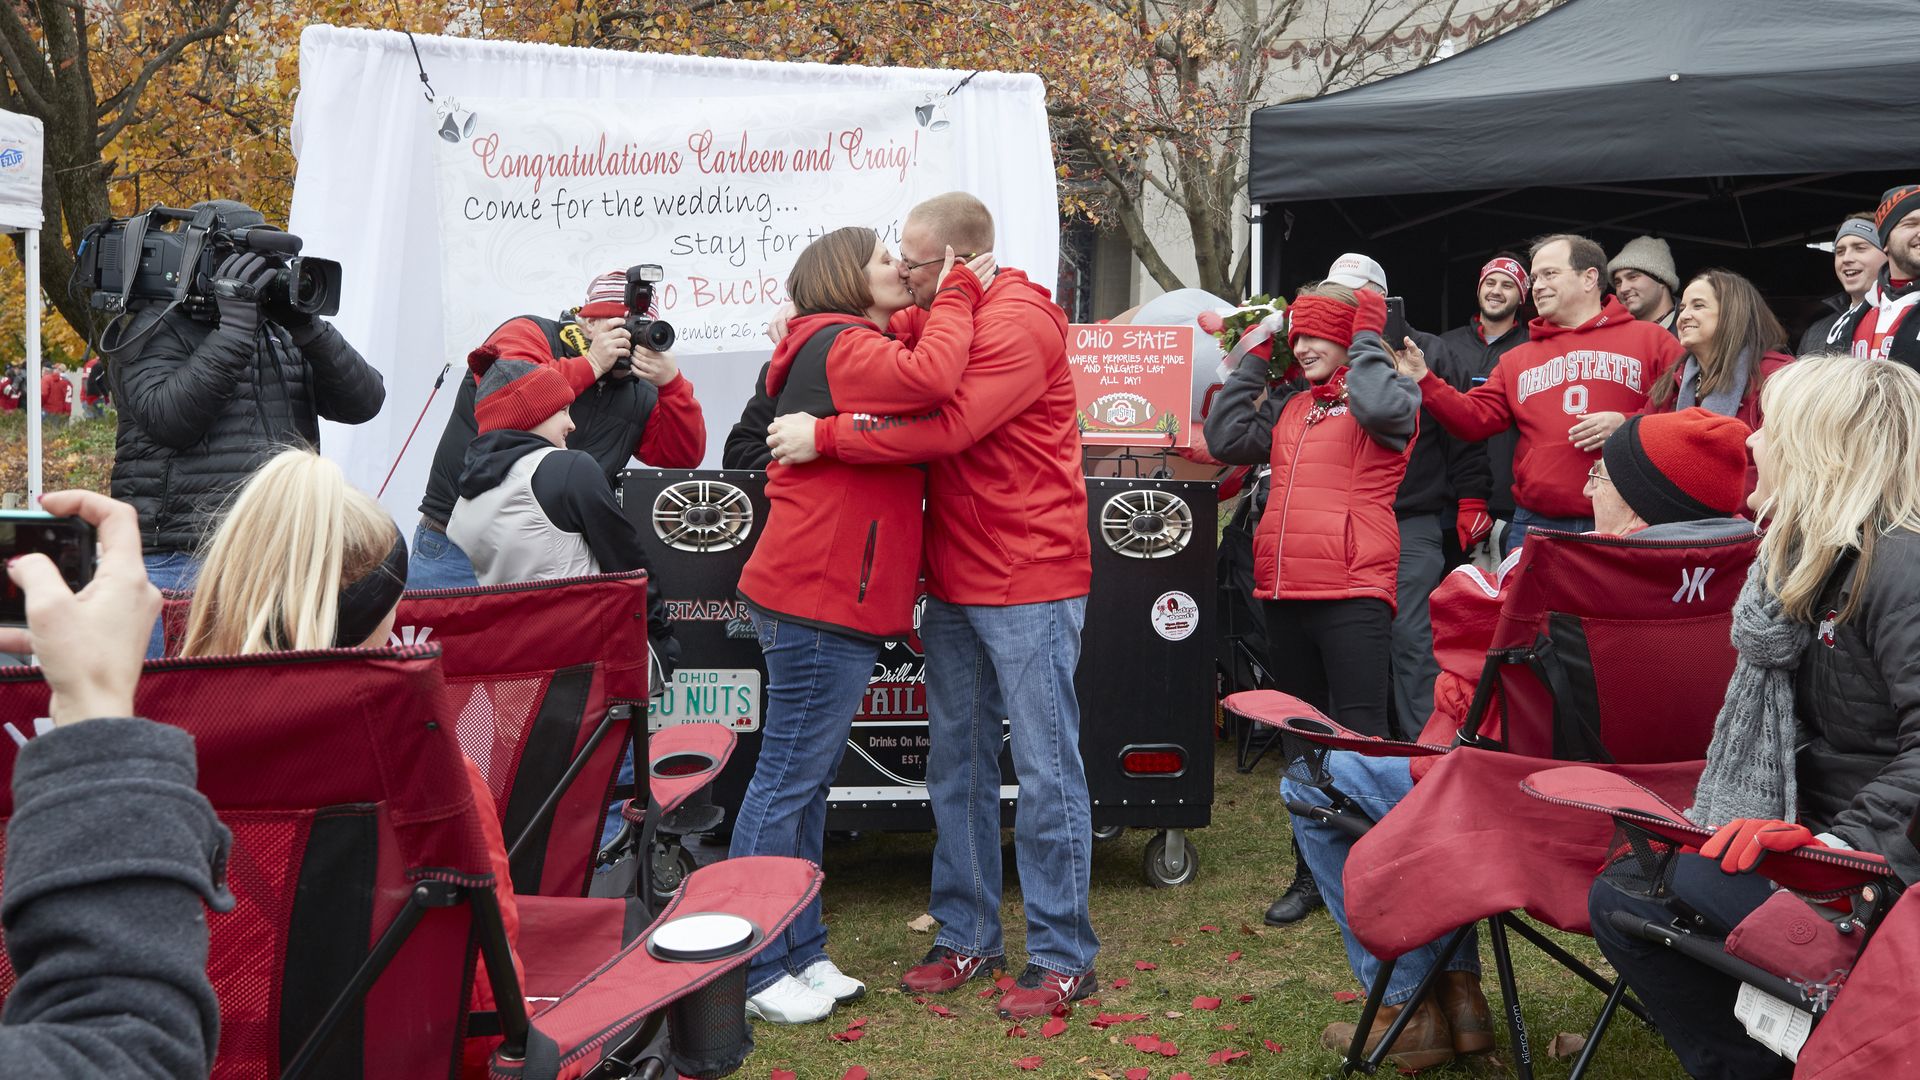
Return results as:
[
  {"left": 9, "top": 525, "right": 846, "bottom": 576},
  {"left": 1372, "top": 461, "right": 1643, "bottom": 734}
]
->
[
  {"left": 1687, "top": 559, "right": 1809, "bottom": 827},
  {"left": 1675, "top": 348, "right": 1752, "bottom": 416}
]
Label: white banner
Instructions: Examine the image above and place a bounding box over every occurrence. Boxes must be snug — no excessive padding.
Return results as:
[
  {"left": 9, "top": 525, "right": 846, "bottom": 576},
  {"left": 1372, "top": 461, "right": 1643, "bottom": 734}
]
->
[
  {"left": 0, "top": 108, "right": 43, "bottom": 232},
  {"left": 432, "top": 93, "right": 957, "bottom": 357}
]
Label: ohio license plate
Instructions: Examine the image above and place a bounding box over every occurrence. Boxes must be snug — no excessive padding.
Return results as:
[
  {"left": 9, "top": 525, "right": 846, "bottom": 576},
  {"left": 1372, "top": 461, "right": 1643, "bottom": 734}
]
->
[{"left": 647, "top": 668, "right": 761, "bottom": 732}]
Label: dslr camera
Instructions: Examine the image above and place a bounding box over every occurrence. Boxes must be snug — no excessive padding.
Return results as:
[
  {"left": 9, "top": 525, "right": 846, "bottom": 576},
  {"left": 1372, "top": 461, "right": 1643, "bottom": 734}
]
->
[
  {"left": 74, "top": 201, "right": 343, "bottom": 319},
  {"left": 621, "top": 263, "right": 676, "bottom": 364}
]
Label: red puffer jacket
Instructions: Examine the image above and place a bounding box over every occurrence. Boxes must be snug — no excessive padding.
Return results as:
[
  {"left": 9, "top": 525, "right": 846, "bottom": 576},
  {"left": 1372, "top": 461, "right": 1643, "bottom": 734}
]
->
[
  {"left": 738, "top": 270, "right": 982, "bottom": 637},
  {"left": 1253, "top": 390, "right": 1411, "bottom": 607}
]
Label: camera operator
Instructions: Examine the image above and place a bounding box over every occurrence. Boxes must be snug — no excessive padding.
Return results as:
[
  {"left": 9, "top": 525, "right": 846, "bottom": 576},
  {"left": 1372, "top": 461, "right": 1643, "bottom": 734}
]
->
[
  {"left": 106, "top": 200, "right": 384, "bottom": 620},
  {"left": 411, "top": 269, "right": 707, "bottom": 588}
]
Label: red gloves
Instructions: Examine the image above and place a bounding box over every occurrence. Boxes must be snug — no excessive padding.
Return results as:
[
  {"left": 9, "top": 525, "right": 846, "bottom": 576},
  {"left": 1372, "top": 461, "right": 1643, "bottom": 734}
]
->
[
  {"left": 1352, "top": 290, "right": 1389, "bottom": 338},
  {"left": 1699, "top": 818, "right": 1818, "bottom": 874},
  {"left": 1457, "top": 499, "right": 1493, "bottom": 550}
]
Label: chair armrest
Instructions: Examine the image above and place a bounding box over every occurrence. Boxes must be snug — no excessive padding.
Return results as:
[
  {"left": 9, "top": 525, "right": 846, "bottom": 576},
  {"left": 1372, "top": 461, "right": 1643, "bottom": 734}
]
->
[
  {"left": 496, "top": 855, "right": 822, "bottom": 1080},
  {"left": 1222, "top": 690, "right": 1450, "bottom": 757}
]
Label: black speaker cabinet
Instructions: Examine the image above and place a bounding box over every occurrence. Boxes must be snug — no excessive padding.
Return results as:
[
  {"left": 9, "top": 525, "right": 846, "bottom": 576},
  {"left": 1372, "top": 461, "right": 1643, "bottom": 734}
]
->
[{"left": 622, "top": 470, "right": 1216, "bottom": 874}]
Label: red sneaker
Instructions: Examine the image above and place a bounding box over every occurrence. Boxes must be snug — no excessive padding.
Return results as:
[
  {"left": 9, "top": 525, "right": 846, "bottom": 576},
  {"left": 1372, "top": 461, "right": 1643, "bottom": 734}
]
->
[
  {"left": 996, "top": 963, "right": 1098, "bottom": 1019},
  {"left": 900, "top": 946, "right": 1003, "bottom": 994}
]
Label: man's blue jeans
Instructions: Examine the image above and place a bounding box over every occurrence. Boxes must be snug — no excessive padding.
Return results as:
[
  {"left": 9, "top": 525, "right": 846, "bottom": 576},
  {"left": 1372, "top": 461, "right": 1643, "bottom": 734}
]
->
[
  {"left": 1504, "top": 505, "right": 1594, "bottom": 557},
  {"left": 1282, "top": 752, "right": 1478, "bottom": 1004},
  {"left": 143, "top": 551, "right": 200, "bottom": 658},
  {"left": 923, "top": 595, "right": 1097, "bottom": 978},
  {"left": 727, "top": 611, "right": 877, "bottom": 994},
  {"left": 406, "top": 522, "right": 479, "bottom": 590}
]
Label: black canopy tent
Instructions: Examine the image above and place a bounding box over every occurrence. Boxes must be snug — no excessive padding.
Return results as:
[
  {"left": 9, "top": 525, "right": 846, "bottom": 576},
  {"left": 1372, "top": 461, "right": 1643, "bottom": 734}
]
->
[{"left": 1246, "top": 0, "right": 1920, "bottom": 337}]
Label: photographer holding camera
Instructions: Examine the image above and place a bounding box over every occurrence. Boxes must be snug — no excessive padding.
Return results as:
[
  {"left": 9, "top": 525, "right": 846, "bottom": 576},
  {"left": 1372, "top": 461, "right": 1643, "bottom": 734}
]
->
[
  {"left": 101, "top": 200, "right": 384, "bottom": 629},
  {"left": 411, "top": 268, "right": 706, "bottom": 588}
]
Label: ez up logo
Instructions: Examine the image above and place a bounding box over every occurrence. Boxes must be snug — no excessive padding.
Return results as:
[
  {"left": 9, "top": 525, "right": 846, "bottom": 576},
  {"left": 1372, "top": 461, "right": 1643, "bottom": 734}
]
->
[
  {"left": 389, "top": 625, "right": 435, "bottom": 647},
  {"left": 1672, "top": 567, "right": 1714, "bottom": 603}
]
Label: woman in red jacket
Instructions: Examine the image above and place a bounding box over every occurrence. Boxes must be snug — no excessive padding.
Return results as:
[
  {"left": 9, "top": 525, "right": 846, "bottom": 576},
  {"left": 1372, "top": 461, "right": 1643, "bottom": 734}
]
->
[
  {"left": 1204, "top": 283, "right": 1421, "bottom": 739},
  {"left": 729, "top": 226, "right": 989, "bottom": 1024},
  {"left": 1620, "top": 269, "right": 1793, "bottom": 501}
]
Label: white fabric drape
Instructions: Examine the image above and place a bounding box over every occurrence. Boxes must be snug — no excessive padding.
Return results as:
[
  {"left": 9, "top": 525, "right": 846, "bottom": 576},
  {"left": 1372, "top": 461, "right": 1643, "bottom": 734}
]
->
[{"left": 288, "top": 26, "right": 1058, "bottom": 521}]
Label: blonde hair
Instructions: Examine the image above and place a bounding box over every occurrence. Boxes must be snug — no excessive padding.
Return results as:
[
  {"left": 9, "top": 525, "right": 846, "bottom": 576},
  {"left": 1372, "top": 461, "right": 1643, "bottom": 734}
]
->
[
  {"left": 1295, "top": 280, "right": 1358, "bottom": 306},
  {"left": 181, "top": 449, "right": 399, "bottom": 656},
  {"left": 1754, "top": 355, "right": 1920, "bottom": 622}
]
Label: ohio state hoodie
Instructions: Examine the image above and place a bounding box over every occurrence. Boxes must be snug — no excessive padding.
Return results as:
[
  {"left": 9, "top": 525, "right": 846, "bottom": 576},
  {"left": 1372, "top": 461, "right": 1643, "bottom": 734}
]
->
[{"left": 1417, "top": 297, "right": 1683, "bottom": 519}]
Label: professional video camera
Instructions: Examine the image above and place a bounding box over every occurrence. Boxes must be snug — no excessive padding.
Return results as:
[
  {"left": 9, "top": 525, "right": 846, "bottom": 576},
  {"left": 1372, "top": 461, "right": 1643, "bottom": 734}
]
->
[
  {"left": 74, "top": 202, "right": 343, "bottom": 320},
  {"left": 622, "top": 263, "right": 676, "bottom": 361}
]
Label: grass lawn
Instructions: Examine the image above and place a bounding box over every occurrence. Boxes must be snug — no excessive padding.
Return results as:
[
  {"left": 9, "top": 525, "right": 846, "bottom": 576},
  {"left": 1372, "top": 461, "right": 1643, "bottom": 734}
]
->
[
  {"left": 0, "top": 409, "right": 117, "bottom": 499},
  {"left": 745, "top": 739, "right": 1690, "bottom": 1079}
]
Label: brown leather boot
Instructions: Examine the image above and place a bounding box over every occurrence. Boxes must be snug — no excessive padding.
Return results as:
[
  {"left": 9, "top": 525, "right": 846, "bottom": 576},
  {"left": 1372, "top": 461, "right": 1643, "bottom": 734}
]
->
[
  {"left": 1439, "top": 970, "right": 1496, "bottom": 1055},
  {"left": 1320, "top": 997, "right": 1455, "bottom": 1072}
]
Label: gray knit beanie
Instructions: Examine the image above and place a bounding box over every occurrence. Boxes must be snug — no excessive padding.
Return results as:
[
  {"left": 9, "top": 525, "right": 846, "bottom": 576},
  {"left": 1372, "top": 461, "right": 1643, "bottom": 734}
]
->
[{"left": 1607, "top": 236, "right": 1679, "bottom": 294}]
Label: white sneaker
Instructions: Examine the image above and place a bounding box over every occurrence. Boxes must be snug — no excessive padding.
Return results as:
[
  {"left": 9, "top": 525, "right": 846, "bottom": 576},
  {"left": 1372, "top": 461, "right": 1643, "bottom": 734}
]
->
[
  {"left": 798, "top": 957, "right": 867, "bottom": 1003},
  {"left": 745, "top": 973, "right": 836, "bottom": 1023}
]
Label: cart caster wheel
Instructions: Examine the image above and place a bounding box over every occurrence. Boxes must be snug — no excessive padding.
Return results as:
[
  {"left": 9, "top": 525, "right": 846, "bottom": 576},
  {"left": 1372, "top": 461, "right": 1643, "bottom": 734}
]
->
[
  {"left": 1142, "top": 830, "right": 1198, "bottom": 887},
  {"left": 1092, "top": 823, "right": 1126, "bottom": 843},
  {"left": 650, "top": 842, "right": 699, "bottom": 905}
]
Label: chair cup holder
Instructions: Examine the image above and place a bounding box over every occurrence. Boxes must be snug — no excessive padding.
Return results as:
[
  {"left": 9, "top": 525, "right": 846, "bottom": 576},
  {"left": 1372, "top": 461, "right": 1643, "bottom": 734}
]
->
[
  {"left": 652, "top": 751, "right": 719, "bottom": 780},
  {"left": 650, "top": 912, "right": 763, "bottom": 1079}
]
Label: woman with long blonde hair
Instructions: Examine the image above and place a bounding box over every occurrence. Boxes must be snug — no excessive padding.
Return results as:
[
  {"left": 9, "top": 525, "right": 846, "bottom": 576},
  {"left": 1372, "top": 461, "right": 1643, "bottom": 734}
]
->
[
  {"left": 180, "top": 449, "right": 407, "bottom": 656},
  {"left": 181, "top": 448, "right": 519, "bottom": 1079},
  {"left": 1590, "top": 354, "right": 1920, "bottom": 1080}
]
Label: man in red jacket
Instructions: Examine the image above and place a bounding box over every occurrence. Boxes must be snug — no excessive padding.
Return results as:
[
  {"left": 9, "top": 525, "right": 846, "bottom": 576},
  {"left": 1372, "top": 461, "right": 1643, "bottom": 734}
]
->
[
  {"left": 40, "top": 365, "right": 73, "bottom": 424},
  {"left": 766, "top": 192, "right": 1098, "bottom": 1020},
  {"left": 1396, "top": 234, "right": 1684, "bottom": 555},
  {"left": 411, "top": 269, "right": 706, "bottom": 588}
]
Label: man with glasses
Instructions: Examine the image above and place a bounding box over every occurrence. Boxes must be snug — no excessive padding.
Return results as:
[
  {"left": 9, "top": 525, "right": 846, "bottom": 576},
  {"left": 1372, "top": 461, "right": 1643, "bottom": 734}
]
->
[
  {"left": 765, "top": 192, "right": 1099, "bottom": 1021},
  {"left": 1393, "top": 234, "right": 1685, "bottom": 555}
]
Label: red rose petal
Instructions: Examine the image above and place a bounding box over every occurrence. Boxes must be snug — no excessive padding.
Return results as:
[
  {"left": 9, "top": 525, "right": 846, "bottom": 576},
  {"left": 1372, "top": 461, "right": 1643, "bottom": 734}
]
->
[
  {"left": 841, "top": 1070, "right": 870, "bottom": 1080},
  {"left": 996, "top": 975, "right": 1016, "bottom": 991},
  {"left": 1134, "top": 961, "right": 1158, "bottom": 971},
  {"left": 772, "top": 1071, "right": 797, "bottom": 1080},
  {"left": 912, "top": 995, "right": 928, "bottom": 1004},
  {"left": 1041, "top": 1017, "right": 1068, "bottom": 1038},
  {"left": 1113, "top": 977, "right": 1133, "bottom": 989},
  {"left": 928, "top": 1003, "right": 955, "bottom": 1018},
  {"left": 1093, "top": 1012, "right": 1149, "bottom": 1027},
  {"left": 1015, "top": 1056, "right": 1043, "bottom": 1071},
  {"left": 1160, "top": 1040, "right": 1181, "bottom": 1056},
  {"left": 1199, "top": 924, "right": 1221, "bottom": 932},
  {"left": 1006, "top": 1024, "right": 1028, "bottom": 1038},
  {"left": 1225, "top": 951, "right": 1243, "bottom": 964},
  {"left": 1191, "top": 996, "right": 1222, "bottom": 1011},
  {"left": 1126, "top": 1034, "right": 1162, "bottom": 1053},
  {"left": 846, "top": 1018, "right": 867, "bottom": 1029},
  {"left": 829, "top": 1028, "right": 865, "bottom": 1042},
  {"left": 1207, "top": 1048, "right": 1251, "bottom": 1065},
  {"left": 1333, "top": 990, "right": 1363, "bottom": 1003},
  {"left": 978, "top": 984, "right": 998, "bottom": 998},
  {"left": 1235, "top": 993, "right": 1256, "bottom": 1003},
  {"left": 1264, "top": 1039, "right": 1286, "bottom": 1053},
  {"left": 1216, "top": 1023, "right": 1237, "bottom": 1031},
  {"left": 1125, "top": 1070, "right": 1151, "bottom": 1080}
]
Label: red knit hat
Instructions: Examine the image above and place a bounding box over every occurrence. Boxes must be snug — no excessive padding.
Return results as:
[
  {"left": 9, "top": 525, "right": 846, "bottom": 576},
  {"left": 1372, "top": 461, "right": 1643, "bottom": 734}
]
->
[
  {"left": 470, "top": 357, "right": 575, "bottom": 434},
  {"left": 1286, "top": 294, "right": 1357, "bottom": 349},
  {"left": 1601, "top": 407, "right": 1750, "bottom": 524},
  {"left": 577, "top": 269, "right": 628, "bottom": 319}
]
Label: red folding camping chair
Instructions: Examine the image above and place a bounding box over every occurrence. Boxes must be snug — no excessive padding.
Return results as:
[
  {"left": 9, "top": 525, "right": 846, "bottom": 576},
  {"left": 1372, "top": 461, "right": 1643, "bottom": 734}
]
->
[
  {"left": 0, "top": 646, "right": 818, "bottom": 1080},
  {"left": 1223, "top": 526, "right": 1760, "bottom": 1078},
  {"left": 162, "top": 572, "right": 736, "bottom": 906},
  {"left": 1522, "top": 766, "right": 1908, "bottom": 1074}
]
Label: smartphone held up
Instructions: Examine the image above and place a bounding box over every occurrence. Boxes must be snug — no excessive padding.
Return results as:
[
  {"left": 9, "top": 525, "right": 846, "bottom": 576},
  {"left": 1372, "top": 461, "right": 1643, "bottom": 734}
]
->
[{"left": 0, "top": 512, "right": 98, "bottom": 625}]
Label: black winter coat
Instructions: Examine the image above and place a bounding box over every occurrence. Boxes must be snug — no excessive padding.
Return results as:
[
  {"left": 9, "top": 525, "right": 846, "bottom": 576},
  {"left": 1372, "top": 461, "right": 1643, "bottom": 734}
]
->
[
  {"left": 1393, "top": 328, "right": 1489, "bottom": 520},
  {"left": 109, "top": 308, "right": 384, "bottom": 553},
  {"left": 1798, "top": 293, "right": 1857, "bottom": 356},
  {"left": 1437, "top": 318, "right": 1531, "bottom": 519},
  {"left": 1794, "top": 528, "right": 1920, "bottom": 885}
]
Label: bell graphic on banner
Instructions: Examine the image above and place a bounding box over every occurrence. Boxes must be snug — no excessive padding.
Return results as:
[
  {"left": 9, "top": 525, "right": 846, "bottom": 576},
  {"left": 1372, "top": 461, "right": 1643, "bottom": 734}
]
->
[
  {"left": 913, "top": 95, "right": 951, "bottom": 132},
  {"left": 434, "top": 97, "right": 477, "bottom": 143}
]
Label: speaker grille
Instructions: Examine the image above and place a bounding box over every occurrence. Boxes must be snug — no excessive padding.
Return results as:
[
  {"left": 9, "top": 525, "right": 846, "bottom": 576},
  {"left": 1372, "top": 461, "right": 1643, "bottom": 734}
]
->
[
  {"left": 653, "top": 480, "right": 755, "bottom": 552},
  {"left": 1100, "top": 489, "right": 1193, "bottom": 559}
]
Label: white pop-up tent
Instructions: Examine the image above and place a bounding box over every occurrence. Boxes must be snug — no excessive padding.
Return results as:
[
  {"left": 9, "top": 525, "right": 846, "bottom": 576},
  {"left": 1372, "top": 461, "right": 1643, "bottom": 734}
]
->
[
  {"left": 287, "top": 26, "right": 1060, "bottom": 524},
  {"left": 0, "top": 109, "right": 44, "bottom": 502}
]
